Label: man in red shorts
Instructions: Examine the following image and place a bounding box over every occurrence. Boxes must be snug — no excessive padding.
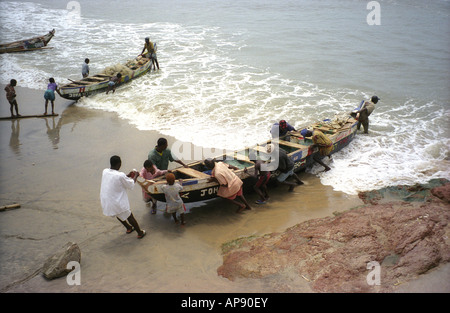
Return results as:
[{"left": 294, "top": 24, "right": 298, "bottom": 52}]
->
[
  {"left": 245, "top": 157, "right": 271, "bottom": 204},
  {"left": 205, "top": 158, "right": 252, "bottom": 213}
]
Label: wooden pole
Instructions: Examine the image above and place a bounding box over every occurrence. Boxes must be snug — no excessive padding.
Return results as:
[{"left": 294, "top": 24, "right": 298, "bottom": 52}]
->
[
  {"left": 0, "top": 113, "right": 58, "bottom": 120},
  {"left": 0, "top": 203, "right": 21, "bottom": 211}
]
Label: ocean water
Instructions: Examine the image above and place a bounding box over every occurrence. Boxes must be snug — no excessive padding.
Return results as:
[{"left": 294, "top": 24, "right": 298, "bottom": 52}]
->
[{"left": 1, "top": 0, "right": 449, "bottom": 195}]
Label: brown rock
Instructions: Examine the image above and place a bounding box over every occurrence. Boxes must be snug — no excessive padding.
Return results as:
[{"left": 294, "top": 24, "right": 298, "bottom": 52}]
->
[
  {"left": 431, "top": 184, "right": 450, "bottom": 203},
  {"left": 217, "top": 179, "right": 450, "bottom": 292},
  {"left": 42, "top": 242, "right": 81, "bottom": 280}
]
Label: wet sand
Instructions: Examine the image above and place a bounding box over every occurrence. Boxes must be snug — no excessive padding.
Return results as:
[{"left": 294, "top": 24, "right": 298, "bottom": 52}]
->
[{"left": 0, "top": 85, "right": 445, "bottom": 293}]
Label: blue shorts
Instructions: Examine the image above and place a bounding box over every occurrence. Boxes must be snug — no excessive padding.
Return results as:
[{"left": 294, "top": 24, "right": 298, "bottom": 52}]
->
[{"left": 277, "top": 168, "right": 294, "bottom": 182}]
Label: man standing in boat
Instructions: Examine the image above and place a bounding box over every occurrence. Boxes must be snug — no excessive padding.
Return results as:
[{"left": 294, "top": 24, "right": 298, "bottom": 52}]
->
[
  {"left": 140, "top": 37, "right": 159, "bottom": 71},
  {"left": 82, "top": 58, "right": 90, "bottom": 78}
]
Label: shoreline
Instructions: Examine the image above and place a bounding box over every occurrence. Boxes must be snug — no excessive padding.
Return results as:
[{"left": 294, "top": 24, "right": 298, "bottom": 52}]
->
[{"left": 0, "top": 86, "right": 448, "bottom": 293}]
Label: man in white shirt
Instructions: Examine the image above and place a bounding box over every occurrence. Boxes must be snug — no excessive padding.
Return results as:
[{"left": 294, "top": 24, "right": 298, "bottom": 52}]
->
[{"left": 100, "top": 155, "right": 146, "bottom": 239}]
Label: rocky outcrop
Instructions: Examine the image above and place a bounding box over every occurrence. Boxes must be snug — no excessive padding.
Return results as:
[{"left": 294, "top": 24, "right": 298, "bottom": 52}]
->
[
  {"left": 431, "top": 184, "right": 450, "bottom": 203},
  {"left": 217, "top": 179, "right": 450, "bottom": 292},
  {"left": 357, "top": 178, "right": 450, "bottom": 205},
  {"left": 42, "top": 242, "right": 81, "bottom": 280}
]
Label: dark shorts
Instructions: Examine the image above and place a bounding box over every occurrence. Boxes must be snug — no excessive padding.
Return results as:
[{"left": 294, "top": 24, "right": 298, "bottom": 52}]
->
[{"left": 277, "top": 168, "right": 294, "bottom": 183}]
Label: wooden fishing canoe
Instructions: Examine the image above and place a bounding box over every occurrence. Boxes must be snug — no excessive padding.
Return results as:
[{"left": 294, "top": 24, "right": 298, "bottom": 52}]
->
[
  {"left": 137, "top": 112, "right": 359, "bottom": 204},
  {"left": 0, "top": 29, "right": 55, "bottom": 54},
  {"left": 57, "top": 55, "right": 152, "bottom": 101}
]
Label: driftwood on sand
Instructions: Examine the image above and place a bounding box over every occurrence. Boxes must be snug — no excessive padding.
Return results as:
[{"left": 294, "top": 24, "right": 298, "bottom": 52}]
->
[{"left": 0, "top": 203, "right": 21, "bottom": 212}]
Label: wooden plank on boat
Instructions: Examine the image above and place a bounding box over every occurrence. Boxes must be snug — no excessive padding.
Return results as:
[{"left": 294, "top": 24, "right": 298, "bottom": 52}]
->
[
  {"left": 277, "top": 140, "right": 309, "bottom": 150},
  {"left": 67, "top": 82, "right": 90, "bottom": 86},
  {"left": 176, "top": 167, "right": 210, "bottom": 179},
  {"left": 311, "top": 124, "right": 338, "bottom": 134},
  {"left": 83, "top": 78, "right": 108, "bottom": 82},
  {"left": 253, "top": 145, "right": 270, "bottom": 154},
  {"left": 289, "top": 131, "right": 304, "bottom": 138},
  {"left": 227, "top": 153, "right": 253, "bottom": 163},
  {"left": 0, "top": 113, "right": 58, "bottom": 121}
]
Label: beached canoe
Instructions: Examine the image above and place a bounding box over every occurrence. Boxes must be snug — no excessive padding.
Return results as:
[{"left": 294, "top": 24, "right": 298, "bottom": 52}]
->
[
  {"left": 0, "top": 29, "right": 55, "bottom": 54},
  {"left": 137, "top": 112, "right": 359, "bottom": 204},
  {"left": 57, "top": 55, "right": 152, "bottom": 101}
]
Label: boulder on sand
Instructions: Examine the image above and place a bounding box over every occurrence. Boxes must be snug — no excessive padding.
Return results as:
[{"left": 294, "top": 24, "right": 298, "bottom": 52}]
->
[{"left": 42, "top": 242, "right": 81, "bottom": 280}]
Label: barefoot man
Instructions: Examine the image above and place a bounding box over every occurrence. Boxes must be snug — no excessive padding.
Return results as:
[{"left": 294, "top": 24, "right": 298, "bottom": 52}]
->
[
  {"left": 301, "top": 128, "right": 333, "bottom": 172},
  {"left": 204, "top": 158, "right": 252, "bottom": 213},
  {"left": 100, "top": 155, "right": 146, "bottom": 239}
]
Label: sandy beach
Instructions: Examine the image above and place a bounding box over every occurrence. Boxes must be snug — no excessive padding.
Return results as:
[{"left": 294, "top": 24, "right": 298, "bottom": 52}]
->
[{"left": 0, "top": 85, "right": 448, "bottom": 294}]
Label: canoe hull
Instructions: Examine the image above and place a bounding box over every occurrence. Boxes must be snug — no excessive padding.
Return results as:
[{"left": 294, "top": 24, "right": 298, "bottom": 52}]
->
[
  {"left": 57, "top": 57, "right": 153, "bottom": 100},
  {"left": 140, "top": 118, "right": 358, "bottom": 204},
  {"left": 0, "top": 29, "right": 55, "bottom": 54}
]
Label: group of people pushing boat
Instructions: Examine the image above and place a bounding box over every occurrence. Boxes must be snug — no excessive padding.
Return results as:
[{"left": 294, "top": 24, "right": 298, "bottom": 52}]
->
[
  {"left": 99, "top": 121, "right": 345, "bottom": 238},
  {"left": 142, "top": 126, "right": 336, "bottom": 210},
  {"left": 99, "top": 93, "right": 379, "bottom": 239}
]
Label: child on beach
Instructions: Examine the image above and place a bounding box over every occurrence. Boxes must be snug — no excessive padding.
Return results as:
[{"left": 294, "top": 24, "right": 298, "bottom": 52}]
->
[
  {"left": 106, "top": 73, "right": 122, "bottom": 94},
  {"left": 139, "top": 159, "right": 167, "bottom": 214},
  {"left": 160, "top": 173, "right": 186, "bottom": 225},
  {"left": 44, "top": 78, "right": 57, "bottom": 115},
  {"left": 4, "top": 79, "right": 20, "bottom": 118}
]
